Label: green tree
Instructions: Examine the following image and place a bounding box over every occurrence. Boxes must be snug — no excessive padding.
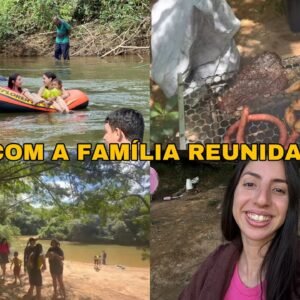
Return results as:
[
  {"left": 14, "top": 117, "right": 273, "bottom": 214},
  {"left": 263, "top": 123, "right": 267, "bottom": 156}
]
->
[
  {"left": 0, "top": 0, "right": 149, "bottom": 41},
  {"left": 0, "top": 160, "right": 150, "bottom": 246}
]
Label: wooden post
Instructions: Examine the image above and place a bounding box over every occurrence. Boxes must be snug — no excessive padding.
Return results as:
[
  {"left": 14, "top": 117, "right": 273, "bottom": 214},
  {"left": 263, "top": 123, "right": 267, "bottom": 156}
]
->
[{"left": 177, "top": 73, "right": 186, "bottom": 150}]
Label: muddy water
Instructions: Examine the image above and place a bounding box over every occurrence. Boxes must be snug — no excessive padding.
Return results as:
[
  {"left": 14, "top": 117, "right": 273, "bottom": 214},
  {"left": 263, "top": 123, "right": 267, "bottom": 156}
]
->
[
  {"left": 12, "top": 236, "right": 149, "bottom": 268},
  {"left": 0, "top": 56, "right": 149, "bottom": 149}
]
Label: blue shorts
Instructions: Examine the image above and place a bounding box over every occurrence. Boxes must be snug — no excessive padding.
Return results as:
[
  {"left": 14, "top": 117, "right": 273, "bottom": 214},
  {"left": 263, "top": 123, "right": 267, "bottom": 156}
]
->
[{"left": 54, "top": 43, "right": 70, "bottom": 60}]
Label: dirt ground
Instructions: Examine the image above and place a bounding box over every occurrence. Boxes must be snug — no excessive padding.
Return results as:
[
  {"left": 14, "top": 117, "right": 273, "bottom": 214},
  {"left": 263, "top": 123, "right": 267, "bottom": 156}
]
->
[
  {"left": 151, "top": 185, "right": 225, "bottom": 300},
  {"left": 230, "top": 0, "right": 300, "bottom": 58},
  {"left": 0, "top": 261, "right": 149, "bottom": 300},
  {"left": 150, "top": 161, "right": 234, "bottom": 300}
]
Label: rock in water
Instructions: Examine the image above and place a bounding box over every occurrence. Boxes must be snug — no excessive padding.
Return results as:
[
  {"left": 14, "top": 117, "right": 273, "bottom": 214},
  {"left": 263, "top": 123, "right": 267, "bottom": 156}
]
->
[{"left": 219, "top": 52, "right": 289, "bottom": 113}]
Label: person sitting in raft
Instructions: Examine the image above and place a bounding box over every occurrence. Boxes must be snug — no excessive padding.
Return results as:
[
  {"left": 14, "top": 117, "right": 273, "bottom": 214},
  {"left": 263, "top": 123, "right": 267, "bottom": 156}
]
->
[
  {"left": 179, "top": 160, "right": 300, "bottom": 300},
  {"left": 38, "top": 71, "right": 70, "bottom": 103},
  {"left": 38, "top": 71, "right": 57, "bottom": 94},
  {"left": 40, "top": 78, "right": 71, "bottom": 113},
  {"left": 8, "top": 73, "right": 47, "bottom": 105}
]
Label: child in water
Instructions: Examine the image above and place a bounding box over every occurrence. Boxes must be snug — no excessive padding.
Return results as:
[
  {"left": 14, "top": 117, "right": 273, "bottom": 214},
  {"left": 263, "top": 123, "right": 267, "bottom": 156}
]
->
[
  {"left": 41, "top": 78, "right": 71, "bottom": 113},
  {"left": 11, "top": 251, "right": 22, "bottom": 285}
]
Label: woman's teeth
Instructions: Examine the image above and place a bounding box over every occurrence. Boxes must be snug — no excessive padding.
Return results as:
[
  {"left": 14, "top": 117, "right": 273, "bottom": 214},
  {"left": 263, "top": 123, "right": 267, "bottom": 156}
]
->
[{"left": 247, "top": 212, "right": 271, "bottom": 222}]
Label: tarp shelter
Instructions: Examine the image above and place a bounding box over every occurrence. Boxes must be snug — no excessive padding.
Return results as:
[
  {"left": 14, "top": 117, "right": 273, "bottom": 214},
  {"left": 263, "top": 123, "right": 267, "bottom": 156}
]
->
[{"left": 151, "top": 0, "right": 241, "bottom": 98}]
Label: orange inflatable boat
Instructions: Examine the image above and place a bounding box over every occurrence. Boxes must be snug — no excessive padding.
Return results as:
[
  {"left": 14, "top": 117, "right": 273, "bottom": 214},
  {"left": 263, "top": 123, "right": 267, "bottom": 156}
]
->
[{"left": 0, "top": 87, "right": 89, "bottom": 112}]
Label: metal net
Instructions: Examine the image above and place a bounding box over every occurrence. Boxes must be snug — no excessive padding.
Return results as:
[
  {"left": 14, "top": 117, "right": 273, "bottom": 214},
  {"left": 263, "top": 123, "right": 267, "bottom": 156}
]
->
[{"left": 180, "top": 56, "right": 300, "bottom": 146}]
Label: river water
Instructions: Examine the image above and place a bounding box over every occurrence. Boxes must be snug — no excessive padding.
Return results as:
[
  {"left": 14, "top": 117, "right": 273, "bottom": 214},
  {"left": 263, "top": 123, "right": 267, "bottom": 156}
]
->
[
  {"left": 0, "top": 56, "right": 149, "bottom": 149},
  {"left": 12, "top": 236, "right": 149, "bottom": 268}
]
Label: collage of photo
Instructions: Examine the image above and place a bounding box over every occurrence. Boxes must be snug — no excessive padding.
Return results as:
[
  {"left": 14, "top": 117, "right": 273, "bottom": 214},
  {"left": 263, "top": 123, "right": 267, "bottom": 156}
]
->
[{"left": 0, "top": 0, "right": 300, "bottom": 300}]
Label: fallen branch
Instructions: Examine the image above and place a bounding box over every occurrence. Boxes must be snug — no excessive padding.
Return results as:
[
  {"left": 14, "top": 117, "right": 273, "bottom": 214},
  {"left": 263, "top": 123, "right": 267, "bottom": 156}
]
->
[
  {"left": 100, "top": 17, "right": 149, "bottom": 58},
  {"left": 120, "top": 46, "right": 149, "bottom": 49},
  {"left": 100, "top": 40, "right": 128, "bottom": 58},
  {"left": 35, "top": 31, "right": 56, "bottom": 35},
  {"left": 6, "top": 17, "right": 150, "bottom": 58}
]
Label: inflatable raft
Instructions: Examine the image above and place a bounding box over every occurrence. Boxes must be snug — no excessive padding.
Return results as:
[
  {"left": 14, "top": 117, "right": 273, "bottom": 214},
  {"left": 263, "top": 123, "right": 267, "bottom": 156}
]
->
[{"left": 0, "top": 87, "right": 89, "bottom": 112}]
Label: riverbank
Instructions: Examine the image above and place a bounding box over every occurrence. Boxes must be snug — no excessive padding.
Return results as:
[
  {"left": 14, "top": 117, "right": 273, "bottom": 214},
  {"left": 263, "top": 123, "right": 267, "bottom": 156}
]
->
[
  {"left": 0, "top": 261, "right": 149, "bottom": 300},
  {"left": 0, "top": 19, "right": 150, "bottom": 58}
]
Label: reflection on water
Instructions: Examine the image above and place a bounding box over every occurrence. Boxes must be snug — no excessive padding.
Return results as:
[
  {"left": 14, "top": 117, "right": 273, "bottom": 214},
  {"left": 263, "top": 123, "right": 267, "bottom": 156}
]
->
[
  {"left": 12, "top": 236, "right": 149, "bottom": 268},
  {"left": 0, "top": 56, "right": 149, "bottom": 149}
]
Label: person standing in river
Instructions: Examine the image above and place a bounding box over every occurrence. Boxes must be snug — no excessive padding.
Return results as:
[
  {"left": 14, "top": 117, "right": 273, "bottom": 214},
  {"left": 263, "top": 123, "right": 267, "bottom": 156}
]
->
[{"left": 53, "top": 16, "right": 71, "bottom": 60}]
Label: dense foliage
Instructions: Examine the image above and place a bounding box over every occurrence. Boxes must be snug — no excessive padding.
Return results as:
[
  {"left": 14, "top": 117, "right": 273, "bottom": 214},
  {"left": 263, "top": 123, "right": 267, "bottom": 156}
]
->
[
  {"left": 10, "top": 204, "right": 148, "bottom": 245},
  {"left": 0, "top": 160, "right": 150, "bottom": 246},
  {"left": 150, "top": 95, "right": 179, "bottom": 148},
  {"left": 0, "top": 0, "right": 149, "bottom": 41}
]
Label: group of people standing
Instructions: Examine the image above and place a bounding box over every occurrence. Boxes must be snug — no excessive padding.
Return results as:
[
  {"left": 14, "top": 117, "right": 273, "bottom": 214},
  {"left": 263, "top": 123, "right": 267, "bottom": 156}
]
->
[
  {"left": 7, "top": 71, "right": 71, "bottom": 113},
  {"left": 94, "top": 250, "right": 107, "bottom": 268},
  {"left": 0, "top": 237, "right": 66, "bottom": 300}
]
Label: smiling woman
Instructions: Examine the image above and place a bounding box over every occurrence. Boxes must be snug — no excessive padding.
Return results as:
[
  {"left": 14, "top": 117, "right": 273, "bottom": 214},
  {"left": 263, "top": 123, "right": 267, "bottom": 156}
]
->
[
  {"left": 179, "top": 160, "right": 300, "bottom": 300},
  {"left": 231, "top": 161, "right": 289, "bottom": 246}
]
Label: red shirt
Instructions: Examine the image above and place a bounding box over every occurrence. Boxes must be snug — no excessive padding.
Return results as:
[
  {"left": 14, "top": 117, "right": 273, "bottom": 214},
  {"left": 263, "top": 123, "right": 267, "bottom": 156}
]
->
[{"left": 0, "top": 243, "right": 9, "bottom": 254}]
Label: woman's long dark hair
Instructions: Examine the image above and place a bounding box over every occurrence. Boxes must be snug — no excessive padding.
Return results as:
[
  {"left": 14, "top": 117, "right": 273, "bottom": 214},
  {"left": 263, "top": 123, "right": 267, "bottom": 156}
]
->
[
  {"left": 221, "top": 160, "right": 300, "bottom": 300},
  {"left": 32, "top": 243, "right": 43, "bottom": 269},
  {"left": 0, "top": 238, "right": 7, "bottom": 244},
  {"left": 43, "top": 71, "right": 56, "bottom": 81},
  {"left": 8, "top": 73, "right": 22, "bottom": 92}
]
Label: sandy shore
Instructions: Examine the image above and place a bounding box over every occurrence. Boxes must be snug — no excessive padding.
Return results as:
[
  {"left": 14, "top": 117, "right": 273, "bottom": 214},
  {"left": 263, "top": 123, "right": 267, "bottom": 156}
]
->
[{"left": 0, "top": 261, "right": 149, "bottom": 300}]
